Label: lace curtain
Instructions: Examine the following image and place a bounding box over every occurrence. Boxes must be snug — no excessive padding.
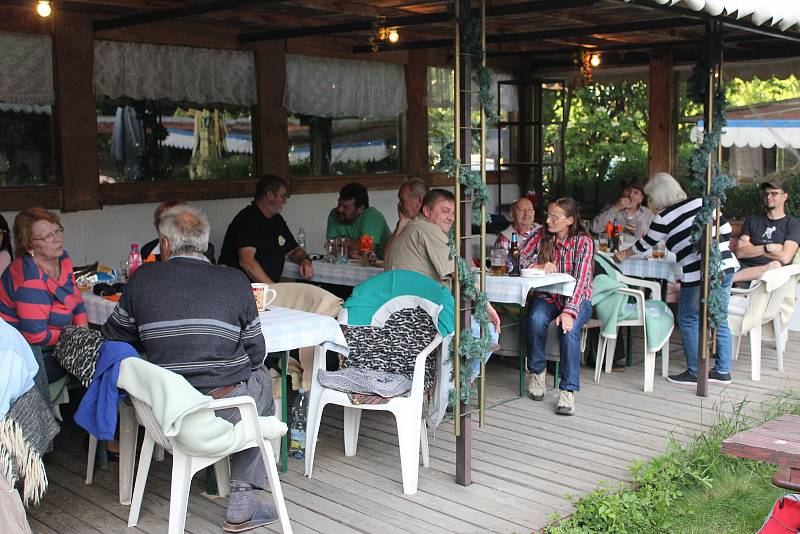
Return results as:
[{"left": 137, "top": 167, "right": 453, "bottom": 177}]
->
[
  {"left": 426, "top": 66, "right": 518, "bottom": 113},
  {"left": 94, "top": 40, "right": 257, "bottom": 106},
  {"left": 284, "top": 54, "right": 406, "bottom": 118},
  {"left": 0, "top": 32, "right": 54, "bottom": 105}
]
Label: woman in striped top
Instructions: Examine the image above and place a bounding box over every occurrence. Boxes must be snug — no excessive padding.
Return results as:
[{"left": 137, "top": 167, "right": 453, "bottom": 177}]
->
[
  {"left": 0, "top": 208, "right": 87, "bottom": 382},
  {"left": 614, "top": 173, "right": 739, "bottom": 386},
  {"left": 520, "top": 198, "right": 594, "bottom": 416}
]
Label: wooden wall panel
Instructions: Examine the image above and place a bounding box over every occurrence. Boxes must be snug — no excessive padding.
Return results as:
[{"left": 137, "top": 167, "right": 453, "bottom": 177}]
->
[
  {"left": 53, "top": 11, "right": 100, "bottom": 211},
  {"left": 648, "top": 52, "right": 675, "bottom": 177},
  {"left": 251, "top": 40, "right": 289, "bottom": 181},
  {"left": 405, "top": 49, "right": 429, "bottom": 180}
]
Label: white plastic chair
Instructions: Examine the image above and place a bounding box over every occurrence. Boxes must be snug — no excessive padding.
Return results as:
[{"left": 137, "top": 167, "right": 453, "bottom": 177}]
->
[
  {"left": 124, "top": 383, "right": 292, "bottom": 533},
  {"left": 304, "top": 297, "right": 444, "bottom": 495},
  {"left": 595, "top": 273, "right": 673, "bottom": 392},
  {"left": 728, "top": 264, "right": 800, "bottom": 381}
]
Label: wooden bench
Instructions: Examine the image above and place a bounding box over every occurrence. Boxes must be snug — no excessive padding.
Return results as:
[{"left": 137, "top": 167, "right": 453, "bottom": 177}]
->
[{"left": 722, "top": 414, "right": 800, "bottom": 490}]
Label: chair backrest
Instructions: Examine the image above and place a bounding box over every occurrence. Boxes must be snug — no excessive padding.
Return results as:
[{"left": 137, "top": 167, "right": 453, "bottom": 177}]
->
[
  {"left": 130, "top": 397, "right": 173, "bottom": 451},
  {"left": 271, "top": 282, "right": 342, "bottom": 317}
]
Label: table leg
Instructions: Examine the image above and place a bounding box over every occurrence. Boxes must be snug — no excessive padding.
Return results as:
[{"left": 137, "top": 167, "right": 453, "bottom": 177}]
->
[
  {"left": 518, "top": 304, "right": 526, "bottom": 398},
  {"left": 281, "top": 350, "right": 288, "bottom": 474}
]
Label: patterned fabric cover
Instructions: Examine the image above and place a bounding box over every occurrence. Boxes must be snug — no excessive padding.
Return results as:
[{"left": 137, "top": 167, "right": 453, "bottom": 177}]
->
[
  {"left": 317, "top": 368, "right": 412, "bottom": 398},
  {"left": 53, "top": 326, "right": 104, "bottom": 387},
  {"left": 342, "top": 307, "right": 438, "bottom": 390}
]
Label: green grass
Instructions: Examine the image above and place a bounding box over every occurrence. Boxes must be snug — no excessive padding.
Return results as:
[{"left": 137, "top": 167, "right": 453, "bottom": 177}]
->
[{"left": 543, "top": 392, "right": 800, "bottom": 534}]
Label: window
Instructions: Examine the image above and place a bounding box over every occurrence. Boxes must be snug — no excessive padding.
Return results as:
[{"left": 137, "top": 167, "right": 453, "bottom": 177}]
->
[
  {"left": 0, "top": 103, "right": 55, "bottom": 187},
  {"left": 288, "top": 113, "right": 402, "bottom": 176},
  {"left": 97, "top": 101, "right": 254, "bottom": 183}
]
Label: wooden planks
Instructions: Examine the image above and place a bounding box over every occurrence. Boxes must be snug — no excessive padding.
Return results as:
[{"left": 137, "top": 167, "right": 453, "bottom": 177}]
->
[{"left": 26, "top": 329, "right": 800, "bottom": 534}]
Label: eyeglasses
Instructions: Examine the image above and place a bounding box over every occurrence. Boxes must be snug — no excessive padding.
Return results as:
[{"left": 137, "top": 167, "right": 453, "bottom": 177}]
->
[
  {"left": 764, "top": 191, "right": 785, "bottom": 197},
  {"left": 31, "top": 226, "right": 64, "bottom": 242},
  {"left": 545, "top": 212, "right": 569, "bottom": 221}
]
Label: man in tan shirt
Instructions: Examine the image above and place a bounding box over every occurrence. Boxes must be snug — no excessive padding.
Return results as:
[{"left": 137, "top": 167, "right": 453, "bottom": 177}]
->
[{"left": 386, "top": 188, "right": 501, "bottom": 329}]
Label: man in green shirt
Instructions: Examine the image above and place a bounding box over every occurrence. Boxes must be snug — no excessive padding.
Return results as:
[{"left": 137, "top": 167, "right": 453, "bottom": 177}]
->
[{"left": 326, "top": 182, "right": 391, "bottom": 259}]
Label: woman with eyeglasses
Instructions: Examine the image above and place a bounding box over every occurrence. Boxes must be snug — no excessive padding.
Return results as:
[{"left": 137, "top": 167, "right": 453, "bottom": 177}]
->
[
  {"left": 519, "top": 197, "right": 594, "bottom": 416},
  {"left": 0, "top": 208, "right": 87, "bottom": 382},
  {"left": 0, "top": 214, "right": 11, "bottom": 275}
]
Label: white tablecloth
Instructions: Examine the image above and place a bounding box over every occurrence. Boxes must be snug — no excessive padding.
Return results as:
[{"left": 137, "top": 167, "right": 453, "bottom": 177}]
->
[
  {"left": 81, "top": 291, "right": 348, "bottom": 356},
  {"left": 620, "top": 255, "right": 681, "bottom": 282},
  {"left": 283, "top": 261, "right": 576, "bottom": 305}
]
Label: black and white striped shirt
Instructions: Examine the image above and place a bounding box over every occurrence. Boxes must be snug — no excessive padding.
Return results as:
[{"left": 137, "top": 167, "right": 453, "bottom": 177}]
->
[{"left": 633, "top": 198, "right": 739, "bottom": 286}]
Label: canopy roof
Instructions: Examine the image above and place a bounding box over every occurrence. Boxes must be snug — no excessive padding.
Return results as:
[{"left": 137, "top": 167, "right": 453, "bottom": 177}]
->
[{"left": 692, "top": 99, "right": 800, "bottom": 149}]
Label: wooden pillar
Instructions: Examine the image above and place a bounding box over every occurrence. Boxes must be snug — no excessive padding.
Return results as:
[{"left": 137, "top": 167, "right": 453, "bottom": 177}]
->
[
  {"left": 647, "top": 52, "right": 675, "bottom": 177},
  {"left": 253, "top": 40, "right": 289, "bottom": 181},
  {"left": 405, "top": 49, "right": 429, "bottom": 181},
  {"left": 53, "top": 11, "right": 99, "bottom": 211}
]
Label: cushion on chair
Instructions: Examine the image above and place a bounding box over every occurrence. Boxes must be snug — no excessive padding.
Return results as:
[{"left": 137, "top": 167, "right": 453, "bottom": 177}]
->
[
  {"left": 342, "top": 307, "right": 439, "bottom": 390},
  {"left": 53, "top": 326, "right": 104, "bottom": 387}
]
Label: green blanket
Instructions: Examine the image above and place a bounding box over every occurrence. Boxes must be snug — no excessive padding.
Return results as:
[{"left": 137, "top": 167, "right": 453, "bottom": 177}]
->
[{"left": 592, "top": 274, "right": 674, "bottom": 353}]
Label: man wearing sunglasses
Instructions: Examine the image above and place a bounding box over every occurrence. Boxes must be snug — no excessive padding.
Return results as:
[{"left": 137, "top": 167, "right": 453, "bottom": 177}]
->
[{"left": 733, "top": 179, "right": 800, "bottom": 283}]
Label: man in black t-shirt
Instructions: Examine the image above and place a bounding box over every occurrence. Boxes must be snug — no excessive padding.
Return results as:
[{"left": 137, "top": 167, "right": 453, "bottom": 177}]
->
[
  {"left": 219, "top": 175, "right": 314, "bottom": 283},
  {"left": 733, "top": 179, "right": 800, "bottom": 283}
]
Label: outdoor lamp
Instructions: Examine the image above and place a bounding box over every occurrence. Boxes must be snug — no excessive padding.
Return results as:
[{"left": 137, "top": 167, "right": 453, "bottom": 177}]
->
[
  {"left": 589, "top": 52, "right": 602, "bottom": 67},
  {"left": 36, "top": 0, "right": 52, "bottom": 18},
  {"left": 388, "top": 29, "right": 400, "bottom": 44}
]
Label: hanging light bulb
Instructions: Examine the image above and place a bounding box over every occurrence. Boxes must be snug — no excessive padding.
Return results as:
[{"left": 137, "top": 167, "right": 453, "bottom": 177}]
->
[
  {"left": 589, "top": 52, "right": 602, "bottom": 67},
  {"left": 36, "top": 0, "right": 52, "bottom": 18},
  {"left": 387, "top": 28, "right": 400, "bottom": 44}
]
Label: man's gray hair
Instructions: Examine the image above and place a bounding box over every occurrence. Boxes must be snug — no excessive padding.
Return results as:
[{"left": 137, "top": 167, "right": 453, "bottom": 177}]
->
[
  {"left": 402, "top": 178, "right": 428, "bottom": 200},
  {"left": 644, "top": 172, "right": 688, "bottom": 210},
  {"left": 158, "top": 204, "right": 210, "bottom": 256}
]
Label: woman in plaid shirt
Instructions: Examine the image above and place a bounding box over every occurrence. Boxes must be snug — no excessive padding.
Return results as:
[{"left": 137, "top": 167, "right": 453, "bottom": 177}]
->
[{"left": 520, "top": 198, "right": 593, "bottom": 416}]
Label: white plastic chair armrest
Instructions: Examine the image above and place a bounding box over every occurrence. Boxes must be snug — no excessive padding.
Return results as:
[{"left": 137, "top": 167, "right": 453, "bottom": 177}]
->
[
  {"left": 207, "top": 396, "right": 258, "bottom": 411},
  {"left": 617, "top": 274, "right": 662, "bottom": 301},
  {"left": 408, "top": 334, "right": 444, "bottom": 399},
  {"left": 617, "top": 287, "right": 646, "bottom": 318},
  {"left": 731, "top": 280, "right": 762, "bottom": 296}
]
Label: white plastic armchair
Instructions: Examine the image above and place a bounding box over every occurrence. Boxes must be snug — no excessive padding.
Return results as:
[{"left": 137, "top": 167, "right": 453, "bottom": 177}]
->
[
  {"left": 127, "top": 394, "right": 292, "bottom": 534},
  {"left": 304, "top": 297, "right": 444, "bottom": 495},
  {"left": 595, "top": 273, "right": 673, "bottom": 392},
  {"left": 728, "top": 264, "right": 800, "bottom": 381}
]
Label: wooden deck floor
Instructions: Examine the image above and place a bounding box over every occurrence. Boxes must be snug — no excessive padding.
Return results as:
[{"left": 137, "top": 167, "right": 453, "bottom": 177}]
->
[{"left": 28, "top": 330, "right": 800, "bottom": 534}]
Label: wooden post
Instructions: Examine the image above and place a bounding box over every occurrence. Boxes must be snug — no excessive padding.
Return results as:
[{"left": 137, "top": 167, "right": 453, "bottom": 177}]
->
[
  {"left": 454, "top": 0, "right": 473, "bottom": 488},
  {"left": 647, "top": 52, "right": 675, "bottom": 177},
  {"left": 253, "top": 40, "right": 289, "bottom": 180},
  {"left": 53, "top": 11, "right": 100, "bottom": 211},
  {"left": 405, "top": 49, "right": 429, "bottom": 181}
]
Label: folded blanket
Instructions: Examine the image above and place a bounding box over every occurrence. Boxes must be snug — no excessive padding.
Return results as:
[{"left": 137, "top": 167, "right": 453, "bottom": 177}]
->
[
  {"left": 318, "top": 368, "right": 412, "bottom": 398},
  {"left": 0, "top": 387, "right": 60, "bottom": 505}
]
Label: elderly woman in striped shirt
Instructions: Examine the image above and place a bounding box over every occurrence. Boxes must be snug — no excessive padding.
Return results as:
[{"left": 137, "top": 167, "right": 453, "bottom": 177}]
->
[
  {"left": 614, "top": 172, "right": 739, "bottom": 386},
  {"left": 0, "top": 208, "right": 87, "bottom": 382},
  {"left": 520, "top": 197, "right": 594, "bottom": 416}
]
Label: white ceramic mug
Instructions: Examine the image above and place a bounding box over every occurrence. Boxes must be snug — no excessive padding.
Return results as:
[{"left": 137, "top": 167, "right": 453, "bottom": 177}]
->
[{"left": 251, "top": 283, "right": 277, "bottom": 312}]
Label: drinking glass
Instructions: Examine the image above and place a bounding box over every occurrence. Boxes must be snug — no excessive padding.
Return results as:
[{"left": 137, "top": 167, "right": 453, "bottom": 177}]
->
[
  {"left": 118, "top": 260, "right": 130, "bottom": 283},
  {"left": 490, "top": 248, "right": 508, "bottom": 276},
  {"left": 598, "top": 234, "right": 609, "bottom": 253},
  {"left": 652, "top": 241, "right": 666, "bottom": 260},
  {"left": 336, "top": 236, "right": 349, "bottom": 264},
  {"left": 325, "top": 238, "right": 337, "bottom": 263}
]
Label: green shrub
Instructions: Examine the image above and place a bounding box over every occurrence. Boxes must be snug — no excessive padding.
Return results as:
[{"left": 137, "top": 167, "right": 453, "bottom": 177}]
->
[{"left": 722, "top": 183, "right": 761, "bottom": 220}]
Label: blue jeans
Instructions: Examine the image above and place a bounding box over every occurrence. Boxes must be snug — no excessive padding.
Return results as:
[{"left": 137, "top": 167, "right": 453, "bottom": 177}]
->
[
  {"left": 525, "top": 298, "right": 592, "bottom": 391},
  {"left": 678, "top": 272, "right": 734, "bottom": 377}
]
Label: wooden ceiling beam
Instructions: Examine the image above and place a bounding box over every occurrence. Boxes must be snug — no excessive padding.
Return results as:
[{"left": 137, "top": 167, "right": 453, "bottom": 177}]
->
[
  {"left": 93, "top": 0, "right": 280, "bottom": 31},
  {"left": 239, "top": 0, "right": 601, "bottom": 43},
  {"left": 353, "top": 16, "right": 701, "bottom": 52}
]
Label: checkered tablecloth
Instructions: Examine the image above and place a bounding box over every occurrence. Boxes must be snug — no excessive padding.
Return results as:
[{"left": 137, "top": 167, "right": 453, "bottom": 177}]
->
[
  {"left": 620, "top": 256, "right": 681, "bottom": 282},
  {"left": 283, "top": 260, "right": 381, "bottom": 286},
  {"left": 81, "top": 291, "right": 348, "bottom": 355},
  {"left": 483, "top": 273, "right": 576, "bottom": 306}
]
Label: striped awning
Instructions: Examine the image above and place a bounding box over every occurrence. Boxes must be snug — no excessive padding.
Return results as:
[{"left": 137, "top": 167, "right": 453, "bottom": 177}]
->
[
  {"left": 629, "top": 0, "right": 800, "bottom": 31},
  {"left": 691, "top": 120, "right": 800, "bottom": 149}
]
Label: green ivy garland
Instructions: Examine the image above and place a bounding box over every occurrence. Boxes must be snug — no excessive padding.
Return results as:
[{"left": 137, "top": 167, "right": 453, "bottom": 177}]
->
[
  {"left": 686, "top": 32, "right": 734, "bottom": 330},
  {"left": 437, "top": 7, "right": 495, "bottom": 406}
]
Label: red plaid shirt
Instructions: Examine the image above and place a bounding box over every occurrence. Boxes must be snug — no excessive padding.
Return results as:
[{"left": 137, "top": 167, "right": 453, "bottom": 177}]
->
[{"left": 519, "top": 229, "right": 594, "bottom": 318}]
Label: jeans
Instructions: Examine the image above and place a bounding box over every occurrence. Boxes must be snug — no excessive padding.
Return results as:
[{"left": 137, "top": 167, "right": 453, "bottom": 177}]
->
[
  {"left": 678, "top": 272, "right": 734, "bottom": 377},
  {"left": 214, "top": 365, "right": 275, "bottom": 489},
  {"left": 525, "top": 298, "right": 592, "bottom": 392}
]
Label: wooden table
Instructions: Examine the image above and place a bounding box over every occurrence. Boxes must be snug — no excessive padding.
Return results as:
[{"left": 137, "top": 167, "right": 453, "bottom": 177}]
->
[{"left": 722, "top": 414, "right": 800, "bottom": 490}]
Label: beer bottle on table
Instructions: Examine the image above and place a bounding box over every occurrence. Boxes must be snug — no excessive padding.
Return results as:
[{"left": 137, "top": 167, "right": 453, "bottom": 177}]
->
[
  {"left": 612, "top": 217, "right": 620, "bottom": 253},
  {"left": 509, "top": 232, "right": 521, "bottom": 276}
]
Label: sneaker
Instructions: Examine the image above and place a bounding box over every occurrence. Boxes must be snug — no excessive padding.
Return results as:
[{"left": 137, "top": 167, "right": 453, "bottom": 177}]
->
[
  {"left": 527, "top": 371, "right": 546, "bottom": 401},
  {"left": 666, "top": 369, "right": 697, "bottom": 385},
  {"left": 611, "top": 361, "right": 626, "bottom": 373},
  {"left": 555, "top": 390, "right": 575, "bottom": 416},
  {"left": 708, "top": 369, "right": 732, "bottom": 384}
]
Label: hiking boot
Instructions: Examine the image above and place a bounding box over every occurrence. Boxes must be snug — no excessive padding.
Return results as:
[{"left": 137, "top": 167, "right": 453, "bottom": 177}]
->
[
  {"left": 708, "top": 369, "right": 732, "bottom": 384},
  {"left": 666, "top": 369, "right": 697, "bottom": 385},
  {"left": 527, "top": 371, "right": 546, "bottom": 401},
  {"left": 555, "top": 390, "right": 575, "bottom": 416}
]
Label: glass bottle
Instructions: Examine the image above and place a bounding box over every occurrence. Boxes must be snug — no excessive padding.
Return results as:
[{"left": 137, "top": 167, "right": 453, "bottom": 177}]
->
[{"left": 509, "top": 232, "right": 521, "bottom": 277}]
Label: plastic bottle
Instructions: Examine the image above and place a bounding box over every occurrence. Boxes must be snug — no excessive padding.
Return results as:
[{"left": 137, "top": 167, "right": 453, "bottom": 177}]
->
[
  {"left": 128, "top": 244, "right": 142, "bottom": 276},
  {"left": 297, "top": 228, "right": 306, "bottom": 250},
  {"left": 509, "top": 232, "right": 521, "bottom": 277},
  {"left": 289, "top": 388, "right": 307, "bottom": 460}
]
